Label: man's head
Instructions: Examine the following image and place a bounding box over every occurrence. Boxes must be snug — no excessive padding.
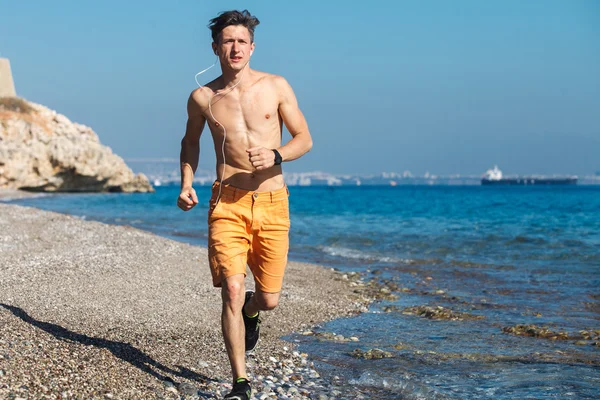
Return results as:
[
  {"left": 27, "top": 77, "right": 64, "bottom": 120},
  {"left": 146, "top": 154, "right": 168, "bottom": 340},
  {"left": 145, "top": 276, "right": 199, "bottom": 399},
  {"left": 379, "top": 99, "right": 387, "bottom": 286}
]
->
[
  {"left": 209, "top": 10, "right": 260, "bottom": 70},
  {"left": 209, "top": 10, "right": 260, "bottom": 44}
]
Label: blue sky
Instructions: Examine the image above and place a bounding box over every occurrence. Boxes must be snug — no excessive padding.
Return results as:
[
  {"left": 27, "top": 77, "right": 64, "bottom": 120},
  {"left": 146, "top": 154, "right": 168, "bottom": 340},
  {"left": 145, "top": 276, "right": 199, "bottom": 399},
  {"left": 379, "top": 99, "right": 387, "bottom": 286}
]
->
[{"left": 1, "top": 0, "right": 599, "bottom": 175}]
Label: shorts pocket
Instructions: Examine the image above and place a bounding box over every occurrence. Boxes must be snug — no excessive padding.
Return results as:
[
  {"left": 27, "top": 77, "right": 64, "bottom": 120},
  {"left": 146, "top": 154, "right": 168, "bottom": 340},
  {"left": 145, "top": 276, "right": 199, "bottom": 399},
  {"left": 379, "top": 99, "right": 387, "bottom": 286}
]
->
[
  {"left": 208, "top": 199, "right": 225, "bottom": 222},
  {"left": 278, "top": 198, "right": 290, "bottom": 221},
  {"left": 262, "top": 199, "right": 290, "bottom": 230}
]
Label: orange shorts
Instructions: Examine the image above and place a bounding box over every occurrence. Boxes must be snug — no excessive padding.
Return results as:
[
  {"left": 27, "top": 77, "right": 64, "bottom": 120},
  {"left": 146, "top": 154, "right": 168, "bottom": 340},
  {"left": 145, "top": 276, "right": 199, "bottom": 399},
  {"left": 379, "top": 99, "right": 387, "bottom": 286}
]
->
[{"left": 208, "top": 181, "right": 290, "bottom": 293}]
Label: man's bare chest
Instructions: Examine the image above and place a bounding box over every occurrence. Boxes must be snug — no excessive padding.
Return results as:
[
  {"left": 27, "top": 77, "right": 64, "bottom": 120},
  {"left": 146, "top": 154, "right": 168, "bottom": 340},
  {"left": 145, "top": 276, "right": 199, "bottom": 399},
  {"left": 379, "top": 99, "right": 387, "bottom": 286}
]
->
[{"left": 206, "top": 88, "right": 279, "bottom": 133}]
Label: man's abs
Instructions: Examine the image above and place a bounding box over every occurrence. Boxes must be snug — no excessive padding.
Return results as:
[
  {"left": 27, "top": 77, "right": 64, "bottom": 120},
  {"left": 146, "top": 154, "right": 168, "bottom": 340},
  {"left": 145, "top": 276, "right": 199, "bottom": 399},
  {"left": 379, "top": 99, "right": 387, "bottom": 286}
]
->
[{"left": 217, "top": 163, "right": 284, "bottom": 192}]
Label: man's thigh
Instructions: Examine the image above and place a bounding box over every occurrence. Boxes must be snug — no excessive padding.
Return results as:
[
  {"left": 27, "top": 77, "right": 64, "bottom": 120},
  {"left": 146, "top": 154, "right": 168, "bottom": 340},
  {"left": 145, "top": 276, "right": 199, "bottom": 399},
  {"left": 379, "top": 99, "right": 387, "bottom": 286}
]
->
[
  {"left": 248, "top": 199, "right": 290, "bottom": 293},
  {"left": 208, "top": 200, "right": 252, "bottom": 288}
]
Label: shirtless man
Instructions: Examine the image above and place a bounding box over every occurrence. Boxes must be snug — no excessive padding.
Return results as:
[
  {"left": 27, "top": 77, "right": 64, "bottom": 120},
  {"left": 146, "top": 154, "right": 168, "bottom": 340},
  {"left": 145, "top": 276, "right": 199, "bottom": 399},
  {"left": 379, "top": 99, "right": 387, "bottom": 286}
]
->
[{"left": 177, "top": 10, "right": 312, "bottom": 400}]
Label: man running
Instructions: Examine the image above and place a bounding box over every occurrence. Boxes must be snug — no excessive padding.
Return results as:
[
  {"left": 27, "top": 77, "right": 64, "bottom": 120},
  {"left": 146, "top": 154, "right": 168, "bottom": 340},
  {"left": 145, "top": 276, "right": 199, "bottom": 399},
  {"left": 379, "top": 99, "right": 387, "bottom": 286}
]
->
[{"left": 177, "top": 10, "right": 312, "bottom": 400}]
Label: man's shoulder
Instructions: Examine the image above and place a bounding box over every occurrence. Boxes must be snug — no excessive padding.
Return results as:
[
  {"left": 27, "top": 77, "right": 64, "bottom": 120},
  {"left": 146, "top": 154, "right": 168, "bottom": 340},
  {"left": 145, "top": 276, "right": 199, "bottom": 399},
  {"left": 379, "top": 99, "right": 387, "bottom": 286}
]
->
[
  {"left": 189, "top": 89, "right": 210, "bottom": 112},
  {"left": 252, "top": 70, "right": 288, "bottom": 87},
  {"left": 189, "top": 78, "right": 220, "bottom": 105}
]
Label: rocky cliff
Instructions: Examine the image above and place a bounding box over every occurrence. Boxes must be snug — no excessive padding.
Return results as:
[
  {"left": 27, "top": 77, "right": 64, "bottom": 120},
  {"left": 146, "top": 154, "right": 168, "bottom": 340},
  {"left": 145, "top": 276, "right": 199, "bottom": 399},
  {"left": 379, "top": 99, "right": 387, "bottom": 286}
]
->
[{"left": 0, "top": 98, "right": 153, "bottom": 192}]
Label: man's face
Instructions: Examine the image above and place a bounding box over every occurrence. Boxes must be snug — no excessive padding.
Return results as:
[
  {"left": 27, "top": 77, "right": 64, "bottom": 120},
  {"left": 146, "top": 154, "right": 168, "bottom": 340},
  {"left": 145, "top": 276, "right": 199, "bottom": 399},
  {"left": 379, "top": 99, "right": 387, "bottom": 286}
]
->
[{"left": 213, "top": 25, "right": 255, "bottom": 71}]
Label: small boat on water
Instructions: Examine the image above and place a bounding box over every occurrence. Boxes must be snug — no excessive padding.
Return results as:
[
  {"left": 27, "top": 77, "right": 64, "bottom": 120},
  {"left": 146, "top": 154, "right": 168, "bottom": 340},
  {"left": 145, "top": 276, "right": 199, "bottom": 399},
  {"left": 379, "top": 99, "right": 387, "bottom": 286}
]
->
[{"left": 481, "top": 166, "right": 577, "bottom": 185}]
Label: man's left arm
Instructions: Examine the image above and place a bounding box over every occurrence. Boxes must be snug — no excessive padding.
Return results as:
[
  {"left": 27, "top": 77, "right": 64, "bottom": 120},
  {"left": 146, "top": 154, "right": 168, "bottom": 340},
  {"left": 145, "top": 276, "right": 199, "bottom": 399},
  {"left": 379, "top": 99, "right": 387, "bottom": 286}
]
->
[
  {"left": 248, "top": 76, "right": 313, "bottom": 170},
  {"left": 273, "top": 76, "right": 313, "bottom": 162}
]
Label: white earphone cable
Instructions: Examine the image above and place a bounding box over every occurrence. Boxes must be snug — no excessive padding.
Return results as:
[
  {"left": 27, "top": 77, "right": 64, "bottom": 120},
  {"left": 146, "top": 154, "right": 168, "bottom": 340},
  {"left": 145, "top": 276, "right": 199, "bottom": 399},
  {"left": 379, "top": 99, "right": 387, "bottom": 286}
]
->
[{"left": 194, "top": 56, "right": 249, "bottom": 204}]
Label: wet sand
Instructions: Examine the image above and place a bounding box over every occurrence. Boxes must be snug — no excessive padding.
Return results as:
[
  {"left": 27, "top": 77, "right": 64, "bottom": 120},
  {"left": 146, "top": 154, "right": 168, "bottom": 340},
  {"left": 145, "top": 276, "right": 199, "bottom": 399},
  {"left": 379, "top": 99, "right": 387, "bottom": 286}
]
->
[{"left": 0, "top": 203, "right": 369, "bottom": 399}]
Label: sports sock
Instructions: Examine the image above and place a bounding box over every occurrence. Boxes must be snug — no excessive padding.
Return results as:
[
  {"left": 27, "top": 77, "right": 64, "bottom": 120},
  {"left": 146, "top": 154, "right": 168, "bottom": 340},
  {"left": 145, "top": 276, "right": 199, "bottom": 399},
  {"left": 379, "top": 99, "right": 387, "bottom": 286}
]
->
[{"left": 243, "top": 301, "right": 259, "bottom": 318}]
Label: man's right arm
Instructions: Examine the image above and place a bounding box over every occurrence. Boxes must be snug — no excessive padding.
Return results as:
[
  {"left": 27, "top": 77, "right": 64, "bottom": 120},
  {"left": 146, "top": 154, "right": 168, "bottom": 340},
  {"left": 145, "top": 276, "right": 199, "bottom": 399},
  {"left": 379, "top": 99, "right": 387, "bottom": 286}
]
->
[{"left": 178, "top": 90, "right": 206, "bottom": 211}]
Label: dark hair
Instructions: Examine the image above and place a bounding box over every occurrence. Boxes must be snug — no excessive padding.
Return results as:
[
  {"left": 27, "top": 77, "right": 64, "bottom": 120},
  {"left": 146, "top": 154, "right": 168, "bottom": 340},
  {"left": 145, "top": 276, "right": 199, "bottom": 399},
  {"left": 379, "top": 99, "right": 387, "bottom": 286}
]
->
[{"left": 208, "top": 10, "right": 260, "bottom": 44}]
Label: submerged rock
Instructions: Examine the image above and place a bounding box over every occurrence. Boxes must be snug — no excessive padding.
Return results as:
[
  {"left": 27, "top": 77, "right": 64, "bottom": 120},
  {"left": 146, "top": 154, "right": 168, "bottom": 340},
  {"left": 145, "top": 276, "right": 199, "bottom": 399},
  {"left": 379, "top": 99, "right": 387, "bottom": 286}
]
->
[
  {"left": 312, "top": 331, "right": 358, "bottom": 343},
  {"left": 502, "top": 325, "right": 600, "bottom": 350},
  {"left": 0, "top": 97, "right": 153, "bottom": 192},
  {"left": 411, "top": 350, "right": 600, "bottom": 366},
  {"left": 350, "top": 348, "right": 394, "bottom": 359},
  {"left": 392, "top": 342, "right": 413, "bottom": 350},
  {"left": 579, "top": 329, "right": 600, "bottom": 341},
  {"left": 342, "top": 271, "right": 399, "bottom": 301},
  {"left": 402, "top": 305, "right": 485, "bottom": 321},
  {"left": 502, "top": 324, "right": 570, "bottom": 340}
]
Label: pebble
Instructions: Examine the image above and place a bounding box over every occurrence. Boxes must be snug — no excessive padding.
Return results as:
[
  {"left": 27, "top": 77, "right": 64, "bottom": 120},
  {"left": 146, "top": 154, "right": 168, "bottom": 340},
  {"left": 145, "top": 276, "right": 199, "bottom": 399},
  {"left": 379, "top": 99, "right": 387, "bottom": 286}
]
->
[
  {"left": 178, "top": 382, "right": 198, "bottom": 395},
  {"left": 162, "top": 380, "right": 175, "bottom": 388},
  {"left": 165, "top": 386, "right": 178, "bottom": 395}
]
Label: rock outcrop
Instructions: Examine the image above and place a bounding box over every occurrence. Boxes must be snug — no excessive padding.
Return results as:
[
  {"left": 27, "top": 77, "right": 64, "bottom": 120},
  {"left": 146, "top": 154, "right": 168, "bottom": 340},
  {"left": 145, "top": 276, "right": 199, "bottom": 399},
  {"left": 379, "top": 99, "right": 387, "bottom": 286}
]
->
[{"left": 0, "top": 97, "right": 153, "bottom": 192}]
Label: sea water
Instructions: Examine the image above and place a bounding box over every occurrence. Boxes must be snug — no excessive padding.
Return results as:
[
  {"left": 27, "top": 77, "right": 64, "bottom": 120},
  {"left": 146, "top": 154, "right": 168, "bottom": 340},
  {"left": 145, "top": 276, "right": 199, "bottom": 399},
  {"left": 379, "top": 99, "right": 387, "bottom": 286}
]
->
[{"left": 11, "top": 185, "right": 600, "bottom": 399}]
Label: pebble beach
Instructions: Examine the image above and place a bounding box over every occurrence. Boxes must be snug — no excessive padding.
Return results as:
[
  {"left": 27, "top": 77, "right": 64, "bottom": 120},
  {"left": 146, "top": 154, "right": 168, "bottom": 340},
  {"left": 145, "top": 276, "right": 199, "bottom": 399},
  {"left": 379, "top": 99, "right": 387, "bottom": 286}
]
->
[
  {"left": 0, "top": 197, "right": 372, "bottom": 399},
  {"left": 3, "top": 186, "right": 599, "bottom": 399}
]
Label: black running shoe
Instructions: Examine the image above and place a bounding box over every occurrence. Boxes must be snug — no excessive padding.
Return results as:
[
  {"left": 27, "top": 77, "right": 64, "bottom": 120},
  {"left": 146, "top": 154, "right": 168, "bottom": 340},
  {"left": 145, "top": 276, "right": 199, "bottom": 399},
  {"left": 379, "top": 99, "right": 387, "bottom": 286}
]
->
[
  {"left": 224, "top": 378, "right": 251, "bottom": 400},
  {"left": 242, "top": 290, "right": 260, "bottom": 352}
]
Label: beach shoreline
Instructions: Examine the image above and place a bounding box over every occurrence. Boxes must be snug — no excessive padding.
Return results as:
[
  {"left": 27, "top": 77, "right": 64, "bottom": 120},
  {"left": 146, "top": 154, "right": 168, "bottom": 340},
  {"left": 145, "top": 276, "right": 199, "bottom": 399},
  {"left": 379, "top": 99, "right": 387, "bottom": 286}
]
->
[
  {"left": 0, "top": 188, "right": 44, "bottom": 201},
  {"left": 0, "top": 203, "right": 372, "bottom": 399}
]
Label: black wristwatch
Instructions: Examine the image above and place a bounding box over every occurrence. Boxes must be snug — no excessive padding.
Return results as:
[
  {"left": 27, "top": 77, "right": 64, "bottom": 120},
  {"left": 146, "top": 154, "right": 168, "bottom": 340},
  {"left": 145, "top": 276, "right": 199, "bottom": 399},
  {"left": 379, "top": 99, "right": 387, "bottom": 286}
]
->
[{"left": 272, "top": 149, "right": 283, "bottom": 165}]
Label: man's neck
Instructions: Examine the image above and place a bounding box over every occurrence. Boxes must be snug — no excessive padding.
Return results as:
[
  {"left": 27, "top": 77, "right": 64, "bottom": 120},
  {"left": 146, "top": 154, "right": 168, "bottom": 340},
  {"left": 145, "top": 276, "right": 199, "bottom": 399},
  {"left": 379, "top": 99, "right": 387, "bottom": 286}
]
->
[{"left": 220, "top": 64, "right": 251, "bottom": 90}]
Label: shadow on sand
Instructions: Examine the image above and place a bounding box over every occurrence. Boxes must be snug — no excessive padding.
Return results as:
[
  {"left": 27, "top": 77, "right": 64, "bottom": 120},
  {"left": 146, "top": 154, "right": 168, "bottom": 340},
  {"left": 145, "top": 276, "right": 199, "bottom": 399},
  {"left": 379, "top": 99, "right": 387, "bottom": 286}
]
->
[{"left": 0, "top": 303, "right": 216, "bottom": 388}]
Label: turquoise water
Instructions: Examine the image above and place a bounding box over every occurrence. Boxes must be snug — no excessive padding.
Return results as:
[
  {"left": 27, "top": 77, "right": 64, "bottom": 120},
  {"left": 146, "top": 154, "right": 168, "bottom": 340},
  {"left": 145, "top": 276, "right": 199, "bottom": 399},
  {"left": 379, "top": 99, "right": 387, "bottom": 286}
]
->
[{"left": 11, "top": 185, "right": 600, "bottom": 399}]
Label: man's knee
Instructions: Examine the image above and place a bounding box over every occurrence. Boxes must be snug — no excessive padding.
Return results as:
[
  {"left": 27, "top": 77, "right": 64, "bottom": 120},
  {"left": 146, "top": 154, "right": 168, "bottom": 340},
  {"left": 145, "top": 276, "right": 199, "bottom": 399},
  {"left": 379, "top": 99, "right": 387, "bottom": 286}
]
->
[
  {"left": 255, "top": 292, "right": 280, "bottom": 311},
  {"left": 222, "top": 275, "right": 245, "bottom": 306}
]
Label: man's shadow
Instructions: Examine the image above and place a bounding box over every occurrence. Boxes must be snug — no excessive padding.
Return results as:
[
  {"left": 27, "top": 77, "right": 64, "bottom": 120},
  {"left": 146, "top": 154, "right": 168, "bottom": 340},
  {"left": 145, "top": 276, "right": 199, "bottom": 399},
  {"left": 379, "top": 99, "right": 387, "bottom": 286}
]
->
[{"left": 0, "top": 303, "right": 215, "bottom": 386}]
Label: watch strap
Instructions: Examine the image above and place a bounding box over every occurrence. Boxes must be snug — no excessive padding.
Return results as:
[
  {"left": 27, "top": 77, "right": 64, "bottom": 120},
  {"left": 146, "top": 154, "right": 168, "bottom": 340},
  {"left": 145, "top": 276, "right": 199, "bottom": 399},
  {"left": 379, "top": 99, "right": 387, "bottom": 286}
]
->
[{"left": 272, "top": 149, "right": 283, "bottom": 165}]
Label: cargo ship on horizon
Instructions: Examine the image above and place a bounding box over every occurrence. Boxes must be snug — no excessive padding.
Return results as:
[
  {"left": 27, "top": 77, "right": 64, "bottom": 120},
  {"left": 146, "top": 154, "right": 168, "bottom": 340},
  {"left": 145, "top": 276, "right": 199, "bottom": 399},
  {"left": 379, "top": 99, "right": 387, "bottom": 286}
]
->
[{"left": 481, "top": 166, "right": 577, "bottom": 185}]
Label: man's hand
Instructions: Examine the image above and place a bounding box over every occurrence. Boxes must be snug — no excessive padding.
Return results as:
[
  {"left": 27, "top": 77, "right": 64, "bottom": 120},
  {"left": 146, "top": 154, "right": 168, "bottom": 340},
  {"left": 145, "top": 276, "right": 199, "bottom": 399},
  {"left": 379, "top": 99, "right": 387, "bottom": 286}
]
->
[
  {"left": 178, "top": 186, "right": 199, "bottom": 211},
  {"left": 247, "top": 147, "right": 276, "bottom": 171}
]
